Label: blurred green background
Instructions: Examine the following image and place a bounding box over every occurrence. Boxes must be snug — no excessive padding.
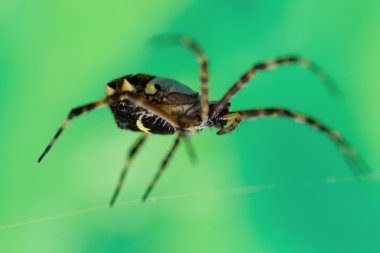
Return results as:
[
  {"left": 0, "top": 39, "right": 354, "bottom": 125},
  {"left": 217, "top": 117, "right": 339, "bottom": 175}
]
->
[{"left": 1, "top": 0, "right": 379, "bottom": 252}]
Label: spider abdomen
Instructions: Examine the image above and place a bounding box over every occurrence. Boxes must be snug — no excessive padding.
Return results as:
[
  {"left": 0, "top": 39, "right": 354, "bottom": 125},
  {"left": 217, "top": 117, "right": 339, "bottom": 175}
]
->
[{"left": 110, "top": 101, "right": 176, "bottom": 134}]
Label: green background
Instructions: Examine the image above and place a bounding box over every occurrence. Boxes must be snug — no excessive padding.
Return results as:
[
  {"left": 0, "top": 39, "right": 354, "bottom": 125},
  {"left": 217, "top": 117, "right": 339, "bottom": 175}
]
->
[{"left": 1, "top": 0, "right": 379, "bottom": 252}]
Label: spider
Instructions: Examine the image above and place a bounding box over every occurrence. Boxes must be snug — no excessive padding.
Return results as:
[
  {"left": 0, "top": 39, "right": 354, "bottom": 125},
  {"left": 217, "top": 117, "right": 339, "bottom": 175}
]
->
[{"left": 38, "top": 35, "right": 370, "bottom": 207}]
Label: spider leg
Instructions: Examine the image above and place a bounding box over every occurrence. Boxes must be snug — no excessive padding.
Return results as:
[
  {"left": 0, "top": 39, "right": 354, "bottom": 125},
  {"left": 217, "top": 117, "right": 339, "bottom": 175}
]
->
[
  {"left": 152, "top": 35, "right": 209, "bottom": 122},
  {"left": 37, "top": 98, "right": 110, "bottom": 163},
  {"left": 109, "top": 133, "right": 149, "bottom": 207},
  {"left": 183, "top": 137, "right": 198, "bottom": 165},
  {"left": 142, "top": 134, "right": 182, "bottom": 201},
  {"left": 212, "top": 56, "right": 339, "bottom": 117},
  {"left": 38, "top": 92, "right": 179, "bottom": 163},
  {"left": 216, "top": 112, "right": 242, "bottom": 135},
  {"left": 218, "top": 108, "right": 371, "bottom": 176},
  {"left": 179, "top": 37, "right": 209, "bottom": 122}
]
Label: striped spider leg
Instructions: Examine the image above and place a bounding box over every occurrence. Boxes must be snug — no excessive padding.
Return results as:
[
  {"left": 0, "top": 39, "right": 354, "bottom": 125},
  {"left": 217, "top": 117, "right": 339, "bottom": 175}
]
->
[
  {"left": 142, "top": 134, "right": 182, "bottom": 201},
  {"left": 217, "top": 108, "right": 371, "bottom": 176},
  {"left": 153, "top": 35, "right": 209, "bottom": 122},
  {"left": 212, "top": 56, "right": 340, "bottom": 118},
  {"left": 109, "top": 131, "right": 194, "bottom": 206},
  {"left": 210, "top": 56, "right": 370, "bottom": 176},
  {"left": 109, "top": 133, "right": 149, "bottom": 207},
  {"left": 182, "top": 137, "right": 198, "bottom": 164},
  {"left": 37, "top": 91, "right": 179, "bottom": 164}
]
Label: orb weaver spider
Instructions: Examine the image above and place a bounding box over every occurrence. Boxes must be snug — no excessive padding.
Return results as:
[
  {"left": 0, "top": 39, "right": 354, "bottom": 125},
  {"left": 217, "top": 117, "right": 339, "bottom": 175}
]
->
[{"left": 38, "top": 35, "right": 370, "bottom": 207}]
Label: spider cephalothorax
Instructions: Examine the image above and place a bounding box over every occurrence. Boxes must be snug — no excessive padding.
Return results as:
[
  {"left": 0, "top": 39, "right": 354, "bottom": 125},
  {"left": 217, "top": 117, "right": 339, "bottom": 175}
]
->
[{"left": 38, "top": 35, "right": 370, "bottom": 207}]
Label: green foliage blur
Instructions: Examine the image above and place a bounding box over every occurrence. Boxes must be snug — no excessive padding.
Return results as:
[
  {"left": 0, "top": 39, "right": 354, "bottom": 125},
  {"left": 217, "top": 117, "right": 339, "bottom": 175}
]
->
[{"left": 0, "top": 0, "right": 379, "bottom": 252}]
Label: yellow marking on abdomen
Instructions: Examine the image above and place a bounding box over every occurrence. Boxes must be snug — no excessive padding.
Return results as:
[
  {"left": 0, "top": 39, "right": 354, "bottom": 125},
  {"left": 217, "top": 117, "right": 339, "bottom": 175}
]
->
[
  {"left": 122, "top": 78, "right": 135, "bottom": 92},
  {"left": 145, "top": 83, "right": 158, "bottom": 95},
  {"left": 136, "top": 115, "right": 150, "bottom": 133},
  {"left": 106, "top": 86, "right": 115, "bottom": 96}
]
